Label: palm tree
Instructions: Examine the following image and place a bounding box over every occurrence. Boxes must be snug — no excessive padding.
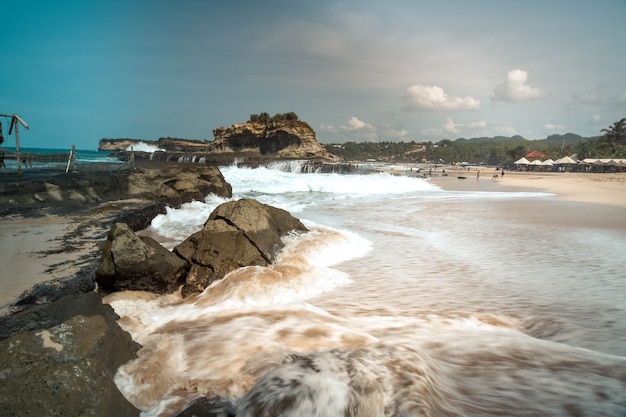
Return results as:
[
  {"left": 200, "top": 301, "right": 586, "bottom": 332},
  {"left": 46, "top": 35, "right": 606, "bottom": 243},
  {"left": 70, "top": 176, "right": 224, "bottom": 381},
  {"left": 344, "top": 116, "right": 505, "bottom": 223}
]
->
[{"left": 600, "top": 117, "right": 626, "bottom": 155}]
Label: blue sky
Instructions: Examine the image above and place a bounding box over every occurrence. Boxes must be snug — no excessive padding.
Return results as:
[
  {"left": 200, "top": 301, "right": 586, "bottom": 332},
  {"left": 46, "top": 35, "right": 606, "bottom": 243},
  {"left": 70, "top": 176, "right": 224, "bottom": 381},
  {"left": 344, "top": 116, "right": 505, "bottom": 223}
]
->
[{"left": 1, "top": 0, "right": 625, "bottom": 150}]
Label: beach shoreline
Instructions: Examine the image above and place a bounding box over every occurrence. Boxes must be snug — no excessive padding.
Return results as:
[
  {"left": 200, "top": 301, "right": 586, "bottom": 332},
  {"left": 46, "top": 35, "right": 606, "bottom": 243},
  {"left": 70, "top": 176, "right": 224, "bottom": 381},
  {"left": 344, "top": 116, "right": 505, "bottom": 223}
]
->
[{"left": 423, "top": 169, "right": 626, "bottom": 209}]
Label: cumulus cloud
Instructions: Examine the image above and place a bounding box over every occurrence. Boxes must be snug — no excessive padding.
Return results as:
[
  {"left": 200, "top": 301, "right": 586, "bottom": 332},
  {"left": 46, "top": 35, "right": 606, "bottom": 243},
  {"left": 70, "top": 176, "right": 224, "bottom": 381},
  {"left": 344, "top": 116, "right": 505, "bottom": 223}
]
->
[
  {"left": 544, "top": 123, "right": 565, "bottom": 133},
  {"left": 346, "top": 116, "right": 367, "bottom": 130},
  {"left": 443, "top": 117, "right": 461, "bottom": 134},
  {"left": 403, "top": 85, "right": 480, "bottom": 111},
  {"left": 493, "top": 69, "right": 547, "bottom": 103}
]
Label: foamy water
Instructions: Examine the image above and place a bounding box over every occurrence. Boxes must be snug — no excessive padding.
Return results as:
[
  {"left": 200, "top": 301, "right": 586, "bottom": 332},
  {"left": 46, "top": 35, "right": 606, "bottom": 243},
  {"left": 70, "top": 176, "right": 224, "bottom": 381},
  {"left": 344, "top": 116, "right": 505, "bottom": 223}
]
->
[{"left": 107, "top": 162, "right": 626, "bottom": 416}]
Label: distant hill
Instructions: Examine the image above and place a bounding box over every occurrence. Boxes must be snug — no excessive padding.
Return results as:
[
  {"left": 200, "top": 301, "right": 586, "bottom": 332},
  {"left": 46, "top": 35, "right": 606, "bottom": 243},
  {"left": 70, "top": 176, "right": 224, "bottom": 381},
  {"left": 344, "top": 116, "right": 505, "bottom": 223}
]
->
[
  {"left": 453, "top": 135, "right": 527, "bottom": 144},
  {"left": 449, "top": 134, "right": 593, "bottom": 144}
]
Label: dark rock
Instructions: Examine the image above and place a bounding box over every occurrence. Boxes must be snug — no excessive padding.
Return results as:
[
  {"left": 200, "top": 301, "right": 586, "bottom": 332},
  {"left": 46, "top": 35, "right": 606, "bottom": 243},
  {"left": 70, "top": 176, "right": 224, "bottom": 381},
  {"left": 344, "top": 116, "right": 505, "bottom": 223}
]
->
[
  {"left": 174, "top": 396, "right": 234, "bottom": 417},
  {"left": 0, "top": 160, "right": 232, "bottom": 216},
  {"left": 209, "top": 198, "right": 308, "bottom": 262},
  {"left": 174, "top": 220, "right": 268, "bottom": 297},
  {"left": 0, "top": 294, "right": 140, "bottom": 416},
  {"left": 174, "top": 198, "right": 308, "bottom": 297},
  {"left": 96, "top": 223, "right": 188, "bottom": 294},
  {"left": 0, "top": 291, "right": 116, "bottom": 341}
]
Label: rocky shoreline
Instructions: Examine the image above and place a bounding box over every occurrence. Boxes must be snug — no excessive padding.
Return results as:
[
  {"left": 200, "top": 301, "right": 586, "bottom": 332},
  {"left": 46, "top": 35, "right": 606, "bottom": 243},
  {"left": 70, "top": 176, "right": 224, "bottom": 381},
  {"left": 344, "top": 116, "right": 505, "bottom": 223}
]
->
[
  {"left": 0, "top": 158, "right": 320, "bottom": 416},
  {"left": 0, "top": 159, "right": 236, "bottom": 416}
]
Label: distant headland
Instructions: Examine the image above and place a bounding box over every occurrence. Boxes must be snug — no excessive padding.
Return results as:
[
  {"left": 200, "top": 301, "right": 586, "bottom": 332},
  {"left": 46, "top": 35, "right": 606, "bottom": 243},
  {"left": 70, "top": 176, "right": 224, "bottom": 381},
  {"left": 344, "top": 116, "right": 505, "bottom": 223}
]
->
[{"left": 98, "top": 112, "right": 338, "bottom": 163}]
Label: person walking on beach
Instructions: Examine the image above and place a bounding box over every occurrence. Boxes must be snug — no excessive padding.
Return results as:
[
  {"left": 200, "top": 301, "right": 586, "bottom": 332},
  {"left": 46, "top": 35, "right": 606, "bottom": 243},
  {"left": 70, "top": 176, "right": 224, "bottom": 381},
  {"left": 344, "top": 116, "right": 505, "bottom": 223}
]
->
[
  {"left": 501, "top": 168, "right": 504, "bottom": 178},
  {"left": 476, "top": 169, "right": 480, "bottom": 180}
]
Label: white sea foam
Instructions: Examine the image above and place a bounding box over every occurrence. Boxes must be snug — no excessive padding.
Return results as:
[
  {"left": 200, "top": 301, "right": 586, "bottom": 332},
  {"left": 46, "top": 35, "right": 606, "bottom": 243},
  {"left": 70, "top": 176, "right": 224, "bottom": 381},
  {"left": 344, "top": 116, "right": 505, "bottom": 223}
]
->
[{"left": 126, "top": 141, "right": 165, "bottom": 153}]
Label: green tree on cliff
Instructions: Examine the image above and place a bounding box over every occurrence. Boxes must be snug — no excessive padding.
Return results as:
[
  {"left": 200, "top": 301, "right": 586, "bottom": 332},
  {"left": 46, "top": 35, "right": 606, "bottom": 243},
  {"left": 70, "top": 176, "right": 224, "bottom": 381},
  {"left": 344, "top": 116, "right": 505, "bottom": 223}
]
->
[{"left": 249, "top": 112, "right": 299, "bottom": 124}]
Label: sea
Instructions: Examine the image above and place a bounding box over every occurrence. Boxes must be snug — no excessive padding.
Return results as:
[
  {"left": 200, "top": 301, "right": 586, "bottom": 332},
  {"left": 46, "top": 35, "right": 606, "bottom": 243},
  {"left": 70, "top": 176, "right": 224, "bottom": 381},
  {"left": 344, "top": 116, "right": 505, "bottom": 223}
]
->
[
  {"left": 5, "top": 147, "right": 626, "bottom": 416},
  {"left": 0, "top": 146, "right": 122, "bottom": 169}
]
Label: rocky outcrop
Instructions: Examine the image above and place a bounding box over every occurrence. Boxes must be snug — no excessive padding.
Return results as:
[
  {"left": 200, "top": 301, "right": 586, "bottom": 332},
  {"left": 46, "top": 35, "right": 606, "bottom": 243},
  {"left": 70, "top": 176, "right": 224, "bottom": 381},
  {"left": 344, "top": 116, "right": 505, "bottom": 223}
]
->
[
  {"left": 95, "top": 223, "right": 188, "bottom": 294},
  {"left": 0, "top": 160, "right": 232, "bottom": 215},
  {"left": 174, "top": 198, "right": 309, "bottom": 297},
  {"left": 0, "top": 292, "right": 139, "bottom": 416},
  {"left": 94, "top": 199, "right": 309, "bottom": 297},
  {"left": 212, "top": 121, "right": 338, "bottom": 160}
]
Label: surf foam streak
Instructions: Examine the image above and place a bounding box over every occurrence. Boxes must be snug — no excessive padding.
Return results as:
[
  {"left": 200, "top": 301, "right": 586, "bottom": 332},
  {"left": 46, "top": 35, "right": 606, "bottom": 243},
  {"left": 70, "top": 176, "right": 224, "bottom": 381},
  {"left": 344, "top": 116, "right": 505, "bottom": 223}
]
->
[
  {"left": 222, "top": 165, "right": 438, "bottom": 196},
  {"left": 126, "top": 141, "right": 165, "bottom": 152}
]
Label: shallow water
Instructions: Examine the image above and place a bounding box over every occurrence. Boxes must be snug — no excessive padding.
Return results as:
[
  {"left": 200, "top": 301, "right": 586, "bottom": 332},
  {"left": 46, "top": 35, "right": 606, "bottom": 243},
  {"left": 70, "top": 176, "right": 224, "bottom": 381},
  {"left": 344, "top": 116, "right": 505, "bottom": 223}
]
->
[{"left": 106, "top": 163, "right": 626, "bottom": 416}]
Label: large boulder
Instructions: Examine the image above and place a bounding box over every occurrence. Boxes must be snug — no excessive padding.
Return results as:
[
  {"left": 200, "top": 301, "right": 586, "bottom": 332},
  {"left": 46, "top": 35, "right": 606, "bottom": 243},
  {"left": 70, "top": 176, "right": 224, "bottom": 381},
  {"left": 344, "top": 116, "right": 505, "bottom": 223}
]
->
[
  {"left": 96, "top": 223, "right": 188, "bottom": 294},
  {"left": 174, "top": 198, "right": 308, "bottom": 297},
  {"left": 0, "top": 293, "right": 139, "bottom": 416}
]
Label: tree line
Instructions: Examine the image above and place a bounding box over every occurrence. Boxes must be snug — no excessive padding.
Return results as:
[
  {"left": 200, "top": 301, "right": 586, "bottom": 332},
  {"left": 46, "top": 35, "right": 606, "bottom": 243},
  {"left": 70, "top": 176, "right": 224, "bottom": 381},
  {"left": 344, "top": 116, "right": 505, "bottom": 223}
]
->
[
  {"left": 248, "top": 112, "right": 300, "bottom": 124},
  {"left": 324, "top": 117, "right": 626, "bottom": 165}
]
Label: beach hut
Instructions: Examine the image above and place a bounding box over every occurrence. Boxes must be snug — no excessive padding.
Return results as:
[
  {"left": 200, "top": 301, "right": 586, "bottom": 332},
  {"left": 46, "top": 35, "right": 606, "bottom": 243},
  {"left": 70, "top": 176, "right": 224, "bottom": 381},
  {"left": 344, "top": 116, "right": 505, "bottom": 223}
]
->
[
  {"left": 555, "top": 156, "right": 577, "bottom": 164},
  {"left": 514, "top": 157, "right": 530, "bottom": 165},
  {"left": 543, "top": 159, "right": 554, "bottom": 166},
  {"left": 555, "top": 155, "right": 578, "bottom": 172}
]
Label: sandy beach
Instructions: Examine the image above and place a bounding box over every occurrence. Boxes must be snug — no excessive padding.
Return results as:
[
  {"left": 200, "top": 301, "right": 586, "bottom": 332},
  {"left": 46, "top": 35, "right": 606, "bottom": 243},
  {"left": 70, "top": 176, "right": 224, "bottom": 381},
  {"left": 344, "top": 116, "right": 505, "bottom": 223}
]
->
[{"left": 424, "top": 168, "right": 626, "bottom": 209}]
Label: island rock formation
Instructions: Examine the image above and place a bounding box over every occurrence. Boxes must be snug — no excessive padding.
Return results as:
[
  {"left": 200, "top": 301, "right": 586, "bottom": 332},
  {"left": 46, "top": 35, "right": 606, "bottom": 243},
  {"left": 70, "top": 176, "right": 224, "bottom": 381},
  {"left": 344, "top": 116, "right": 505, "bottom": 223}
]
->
[{"left": 210, "top": 121, "right": 337, "bottom": 160}]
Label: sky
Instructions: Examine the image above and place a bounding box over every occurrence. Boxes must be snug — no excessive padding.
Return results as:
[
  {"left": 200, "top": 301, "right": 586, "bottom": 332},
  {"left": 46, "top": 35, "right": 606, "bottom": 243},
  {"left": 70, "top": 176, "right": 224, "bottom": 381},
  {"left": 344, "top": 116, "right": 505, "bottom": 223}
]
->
[{"left": 1, "top": 0, "right": 626, "bottom": 150}]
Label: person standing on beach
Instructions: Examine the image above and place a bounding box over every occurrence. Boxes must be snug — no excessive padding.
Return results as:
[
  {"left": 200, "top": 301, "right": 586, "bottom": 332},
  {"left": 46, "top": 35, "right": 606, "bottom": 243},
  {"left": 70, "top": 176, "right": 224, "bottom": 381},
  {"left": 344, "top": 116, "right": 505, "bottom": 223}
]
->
[
  {"left": 501, "top": 168, "right": 504, "bottom": 178},
  {"left": 476, "top": 170, "right": 480, "bottom": 180}
]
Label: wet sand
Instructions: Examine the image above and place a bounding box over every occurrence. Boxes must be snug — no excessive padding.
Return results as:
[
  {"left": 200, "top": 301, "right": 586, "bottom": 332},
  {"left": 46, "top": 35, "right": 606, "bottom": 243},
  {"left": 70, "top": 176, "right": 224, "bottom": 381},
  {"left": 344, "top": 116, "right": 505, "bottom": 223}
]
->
[{"left": 0, "top": 216, "right": 70, "bottom": 307}]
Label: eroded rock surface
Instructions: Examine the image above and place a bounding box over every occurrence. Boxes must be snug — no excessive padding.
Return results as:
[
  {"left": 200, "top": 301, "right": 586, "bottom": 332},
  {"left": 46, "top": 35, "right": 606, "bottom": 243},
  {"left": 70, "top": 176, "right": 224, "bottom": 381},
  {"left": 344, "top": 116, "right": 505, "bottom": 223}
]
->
[
  {"left": 96, "top": 223, "right": 188, "bottom": 294},
  {"left": 0, "top": 292, "right": 140, "bottom": 416}
]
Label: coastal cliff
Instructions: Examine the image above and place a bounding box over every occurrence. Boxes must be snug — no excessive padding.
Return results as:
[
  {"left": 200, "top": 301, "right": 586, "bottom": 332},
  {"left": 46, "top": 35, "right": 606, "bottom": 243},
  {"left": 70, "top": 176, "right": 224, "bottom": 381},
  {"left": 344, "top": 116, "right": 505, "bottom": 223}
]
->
[
  {"left": 99, "top": 120, "right": 338, "bottom": 162},
  {"left": 211, "top": 120, "right": 337, "bottom": 160}
]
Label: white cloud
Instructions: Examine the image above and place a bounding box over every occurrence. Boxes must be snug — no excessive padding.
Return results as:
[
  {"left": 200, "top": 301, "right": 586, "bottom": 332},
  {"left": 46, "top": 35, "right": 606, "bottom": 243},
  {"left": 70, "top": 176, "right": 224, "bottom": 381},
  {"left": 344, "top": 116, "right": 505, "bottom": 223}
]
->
[
  {"left": 493, "top": 69, "right": 547, "bottom": 103},
  {"left": 346, "top": 116, "right": 367, "bottom": 130},
  {"left": 468, "top": 120, "right": 487, "bottom": 129},
  {"left": 544, "top": 123, "right": 564, "bottom": 133},
  {"left": 591, "top": 114, "right": 603, "bottom": 124},
  {"left": 403, "top": 85, "right": 480, "bottom": 111},
  {"left": 443, "top": 117, "right": 461, "bottom": 134}
]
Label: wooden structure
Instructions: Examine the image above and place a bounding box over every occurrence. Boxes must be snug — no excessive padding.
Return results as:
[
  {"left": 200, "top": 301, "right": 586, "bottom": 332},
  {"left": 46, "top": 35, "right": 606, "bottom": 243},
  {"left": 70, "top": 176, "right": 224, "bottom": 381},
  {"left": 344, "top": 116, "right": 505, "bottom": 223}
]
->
[{"left": 0, "top": 113, "right": 29, "bottom": 175}]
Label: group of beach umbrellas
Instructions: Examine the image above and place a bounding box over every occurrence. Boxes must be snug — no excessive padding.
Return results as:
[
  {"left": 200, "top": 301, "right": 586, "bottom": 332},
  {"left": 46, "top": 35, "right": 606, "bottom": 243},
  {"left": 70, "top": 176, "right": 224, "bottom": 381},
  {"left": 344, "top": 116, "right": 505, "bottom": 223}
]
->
[
  {"left": 514, "top": 157, "right": 558, "bottom": 166},
  {"left": 514, "top": 156, "right": 626, "bottom": 170},
  {"left": 582, "top": 158, "right": 626, "bottom": 167}
]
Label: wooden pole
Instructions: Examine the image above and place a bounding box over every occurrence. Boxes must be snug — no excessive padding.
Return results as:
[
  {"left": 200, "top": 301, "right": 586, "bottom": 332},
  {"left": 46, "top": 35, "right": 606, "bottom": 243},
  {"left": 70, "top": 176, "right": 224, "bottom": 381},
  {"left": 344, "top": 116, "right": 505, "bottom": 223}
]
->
[
  {"left": 65, "top": 146, "right": 73, "bottom": 173},
  {"left": 15, "top": 118, "right": 22, "bottom": 176},
  {"left": 71, "top": 145, "right": 77, "bottom": 172}
]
